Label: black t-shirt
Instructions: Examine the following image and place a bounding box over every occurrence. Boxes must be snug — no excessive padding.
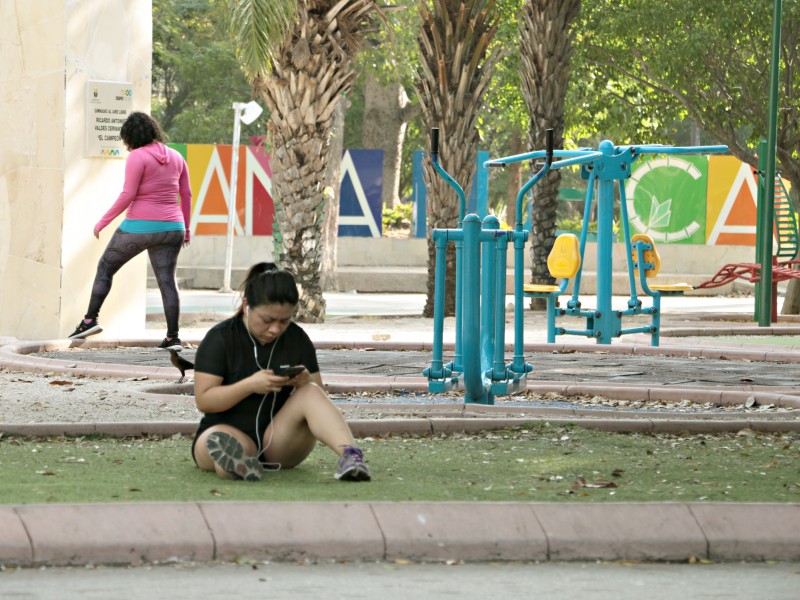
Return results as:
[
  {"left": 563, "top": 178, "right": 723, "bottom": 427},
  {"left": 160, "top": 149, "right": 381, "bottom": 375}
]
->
[{"left": 193, "top": 316, "right": 319, "bottom": 443}]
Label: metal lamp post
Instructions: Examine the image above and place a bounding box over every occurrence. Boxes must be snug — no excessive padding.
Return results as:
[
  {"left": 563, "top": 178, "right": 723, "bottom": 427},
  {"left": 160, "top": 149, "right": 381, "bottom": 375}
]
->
[
  {"left": 221, "top": 100, "right": 263, "bottom": 293},
  {"left": 757, "top": 0, "right": 782, "bottom": 325}
]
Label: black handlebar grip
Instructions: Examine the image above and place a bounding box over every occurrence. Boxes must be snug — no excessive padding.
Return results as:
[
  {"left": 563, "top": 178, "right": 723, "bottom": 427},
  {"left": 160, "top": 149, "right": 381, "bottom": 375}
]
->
[
  {"left": 545, "top": 128, "right": 554, "bottom": 164},
  {"left": 431, "top": 128, "right": 440, "bottom": 155}
]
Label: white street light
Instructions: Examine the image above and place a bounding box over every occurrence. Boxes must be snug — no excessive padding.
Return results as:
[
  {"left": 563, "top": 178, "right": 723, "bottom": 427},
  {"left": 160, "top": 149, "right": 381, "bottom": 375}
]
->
[{"left": 221, "top": 100, "right": 263, "bottom": 293}]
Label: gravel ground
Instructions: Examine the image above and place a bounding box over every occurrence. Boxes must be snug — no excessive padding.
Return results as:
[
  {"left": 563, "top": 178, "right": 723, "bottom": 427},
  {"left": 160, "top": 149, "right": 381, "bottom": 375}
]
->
[
  {"left": 1, "top": 367, "right": 796, "bottom": 426},
  {"left": 0, "top": 370, "right": 201, "bottom": 424}
]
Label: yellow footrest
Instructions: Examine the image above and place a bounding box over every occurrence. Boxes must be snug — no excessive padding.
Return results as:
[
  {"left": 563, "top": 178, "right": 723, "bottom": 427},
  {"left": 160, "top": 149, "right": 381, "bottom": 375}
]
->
[
  {"left": 649, "top": 282, "right": 692, "bottom": 293},
  {"left": 523, "top": 283, "right": 561, "bottom": 294}
]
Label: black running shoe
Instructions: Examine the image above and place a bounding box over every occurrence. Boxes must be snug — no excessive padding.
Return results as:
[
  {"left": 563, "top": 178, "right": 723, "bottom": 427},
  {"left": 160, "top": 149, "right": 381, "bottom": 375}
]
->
[
  {"left": 157, "top": 337, "right": 183, "bottom": 351},
  {"left": 68, "top": 319, "right": 102, "bottom": 339}
]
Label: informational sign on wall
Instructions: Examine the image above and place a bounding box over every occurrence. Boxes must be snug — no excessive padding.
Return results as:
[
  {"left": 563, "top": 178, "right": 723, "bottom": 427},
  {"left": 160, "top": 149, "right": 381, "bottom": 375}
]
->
[{"left": 85, "top": 80, "right": 132, "bottom": 158}]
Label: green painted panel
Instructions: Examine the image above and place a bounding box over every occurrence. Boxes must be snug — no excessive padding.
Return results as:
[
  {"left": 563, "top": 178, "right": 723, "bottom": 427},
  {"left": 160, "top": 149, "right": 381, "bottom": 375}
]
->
[{"left": 624, "top": 155, "right": 708, "bottom": 244}]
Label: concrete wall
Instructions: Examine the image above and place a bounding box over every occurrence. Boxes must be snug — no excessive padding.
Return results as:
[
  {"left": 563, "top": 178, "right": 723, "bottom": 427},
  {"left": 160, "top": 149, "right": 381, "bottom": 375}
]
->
[
  {"left": 1, "top": 0, "right": 151, "bottom": 340},
  {"left": 178, "top": 235, "right": 756, "bottom": 273},
  {"left": 170, "top": 235, "right": 758, "bottom": 294}
]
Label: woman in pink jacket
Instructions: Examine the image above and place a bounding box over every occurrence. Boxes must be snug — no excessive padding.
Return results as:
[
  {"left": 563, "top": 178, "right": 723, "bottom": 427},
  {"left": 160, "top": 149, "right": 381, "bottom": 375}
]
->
[{"left": 69, "top": 112, "right": 192, "bottom": 351}]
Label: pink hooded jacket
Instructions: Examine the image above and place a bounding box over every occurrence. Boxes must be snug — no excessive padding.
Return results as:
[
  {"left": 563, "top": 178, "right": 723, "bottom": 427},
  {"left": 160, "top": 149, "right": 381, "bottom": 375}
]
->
[{"left": 95, "top": 142, "right": 192, "bottom": 241}]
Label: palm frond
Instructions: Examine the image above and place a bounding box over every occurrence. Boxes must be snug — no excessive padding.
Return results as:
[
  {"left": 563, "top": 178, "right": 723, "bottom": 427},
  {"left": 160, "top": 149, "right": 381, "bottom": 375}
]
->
[{"left": 225, "top": 0, "right": 299, "bottom": 79}]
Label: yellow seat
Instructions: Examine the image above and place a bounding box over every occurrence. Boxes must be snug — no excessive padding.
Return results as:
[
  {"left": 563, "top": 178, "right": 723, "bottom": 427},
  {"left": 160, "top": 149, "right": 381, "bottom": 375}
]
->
[
  {"left": 631, "top": 233, "right": 661, "bottom": 278},
  {"left": 648, "top": 282, "right": 693, "bottom": 293},
  {"left": 523, "top": 233, "right": 581, "bottom": 295},
  {"left": 524, "top": 283, "right": 561, "bottom": 293},
  {"left": 631, "top": 233, "right": 692, "bottom": 293},
  {"left": 547, "top": 233, "right": 582, "bottom": 279}
]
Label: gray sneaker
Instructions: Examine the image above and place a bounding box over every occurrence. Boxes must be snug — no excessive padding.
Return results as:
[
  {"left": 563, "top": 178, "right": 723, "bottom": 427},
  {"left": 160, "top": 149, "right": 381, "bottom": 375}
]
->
[
  {"left": 334, "top": 446, "right": 371, "bottom": 482},
  {"left": 205, "top": 431, "right": 263, "bottom": 481}
]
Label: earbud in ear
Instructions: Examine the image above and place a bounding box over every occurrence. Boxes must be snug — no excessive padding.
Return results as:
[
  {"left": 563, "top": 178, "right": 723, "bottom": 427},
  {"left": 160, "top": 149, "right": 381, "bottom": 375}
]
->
[{"left": 245, "top": 305, "right": 250, "bottom": 317}]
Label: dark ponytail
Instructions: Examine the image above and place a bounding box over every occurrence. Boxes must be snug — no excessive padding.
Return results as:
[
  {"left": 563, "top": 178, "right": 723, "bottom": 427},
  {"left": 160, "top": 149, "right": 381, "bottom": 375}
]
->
[{"left": 236, "top": 262, "right": 299, "bottom": 316}]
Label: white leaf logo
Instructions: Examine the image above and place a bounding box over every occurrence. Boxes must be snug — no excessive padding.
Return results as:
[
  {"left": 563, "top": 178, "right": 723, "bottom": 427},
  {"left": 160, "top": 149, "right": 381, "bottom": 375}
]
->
[{"left": 648, "top": 196, "right": 672, "bottom": 229}]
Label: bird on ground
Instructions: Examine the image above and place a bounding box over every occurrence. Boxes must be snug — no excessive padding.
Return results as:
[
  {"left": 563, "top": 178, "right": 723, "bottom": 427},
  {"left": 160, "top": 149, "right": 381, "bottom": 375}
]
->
[{"left": 169, "top": 349, "right": 194, "bottom": 383}]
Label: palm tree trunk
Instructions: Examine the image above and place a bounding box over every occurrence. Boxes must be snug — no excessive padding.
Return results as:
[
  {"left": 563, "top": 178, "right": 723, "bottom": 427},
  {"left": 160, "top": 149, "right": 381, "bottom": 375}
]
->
[
  {"left": 252, "top": 2, "right": 375, "bottom": 322},
  {"left": 518, "top": 0, "right": 581, "bottom": 310},
  {"left": 415, "top": 0, "right": 503, "bottom": 317}
]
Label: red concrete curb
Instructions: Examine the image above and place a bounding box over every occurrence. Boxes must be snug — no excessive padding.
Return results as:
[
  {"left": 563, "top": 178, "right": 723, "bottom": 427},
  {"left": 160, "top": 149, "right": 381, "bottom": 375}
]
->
[
  {"left": 1, "top": 502, "right": 797, "bottom": 566},
  {"left": 3, "top": 413, "right": 800, "bottom": 440}
]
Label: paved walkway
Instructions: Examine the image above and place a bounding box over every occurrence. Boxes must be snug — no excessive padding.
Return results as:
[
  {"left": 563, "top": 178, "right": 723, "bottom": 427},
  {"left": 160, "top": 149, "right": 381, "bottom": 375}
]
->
[
  {"left": 4, "top": 561, "right": 799, "bottom": 600},
  {"left": 1, "top": 292, "right": 799, "bottom": 567}
]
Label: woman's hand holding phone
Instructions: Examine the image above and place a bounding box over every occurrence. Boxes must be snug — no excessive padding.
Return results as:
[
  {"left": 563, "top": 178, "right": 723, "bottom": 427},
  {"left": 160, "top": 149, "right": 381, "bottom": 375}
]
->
[
  {"left": 274, "top": 364, "right": 309, "bottom": 388},
  {"left": 247, "top": 369, "right": 289, "bottom": 395}
]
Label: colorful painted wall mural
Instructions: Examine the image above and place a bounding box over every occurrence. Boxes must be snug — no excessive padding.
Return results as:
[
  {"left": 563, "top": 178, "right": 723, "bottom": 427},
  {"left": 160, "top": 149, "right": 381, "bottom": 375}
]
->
[
  {"left": 169, "top": 145, "right": 383, "bottom": 238},
  {"left": 172, "top": 143, "right": 786, "bottom": 247},
  {"left": 625, "top": 154, "right": 790, "bottom": 246}
]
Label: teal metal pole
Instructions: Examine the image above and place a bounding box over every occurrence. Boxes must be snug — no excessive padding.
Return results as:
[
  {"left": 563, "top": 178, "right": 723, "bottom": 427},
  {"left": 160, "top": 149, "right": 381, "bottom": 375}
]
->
[
  {"left": 429, "top": 231, "right": 449, "bottom": 378},
  {"left": 462, "top": 214, "right": 487, "bottom": 404},
  {"left": 759, "top": 0, "right": 782, "bottom": 326},
  {"left": 595, "top": 140, "right": 616, "bottom": 343},
  {"left": 480, "top": 216, "right": 499, "bottom": 389}
]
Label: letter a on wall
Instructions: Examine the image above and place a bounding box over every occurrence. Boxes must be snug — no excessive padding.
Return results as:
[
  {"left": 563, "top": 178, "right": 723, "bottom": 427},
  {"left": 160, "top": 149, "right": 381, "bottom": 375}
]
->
[
  {"left": 706, "top": 156, "right": 758, "bottom": 246},
  {"left": 183, "top": 145, "right": 274, "bottom": 237},
  {"left": 338, "top": 149, "right": 383, "bottom": 237}
]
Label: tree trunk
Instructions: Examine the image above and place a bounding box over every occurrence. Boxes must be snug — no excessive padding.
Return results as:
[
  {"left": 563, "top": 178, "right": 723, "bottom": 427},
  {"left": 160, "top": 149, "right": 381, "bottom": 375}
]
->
[
  {"left": 506, "top": 127, "right": 523, "bottom": 227},
  {"left": 362, "top": 72, "right": 410, "bottom": 208},
  {"left": 518, "top": 0, "right": 581, "bottom": 311},
  {"left": 529, "top": 168, "right": 561, "bottom": 310},
  {"left": 781, "top": 279, "right": 800, "bottom": 315},
  {"left": 252, "top": 1, "right": 376, "bottom": 322},
  {"left": 415, "top": 0, "right": 503, "bottom": 318},
  {"left": 321, "top": 98, "right": 348, "bottom": 292}
]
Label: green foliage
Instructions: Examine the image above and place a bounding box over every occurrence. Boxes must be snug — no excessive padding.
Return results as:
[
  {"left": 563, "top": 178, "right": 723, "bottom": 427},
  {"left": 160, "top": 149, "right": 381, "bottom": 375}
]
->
[
  {"left": 152, "top": 0, "right": 268, "bottom": 143},
  {"left": 570, "top": 0, "right": 800, "bottom": 160},
  {"left": 382, "top": 202, "right": 413, "bottom": 230},
  {"left": 556, "top": 217, "right": 623, "bottom": 236},
  {"left": 557, "top": 216, "right": 597, "bottom": 233},
  {"left": 223, "top": 0, "right": 297, "bottom": 79},
  {"left": 355, "top": 4, "right": 420, "bottom": 89}
]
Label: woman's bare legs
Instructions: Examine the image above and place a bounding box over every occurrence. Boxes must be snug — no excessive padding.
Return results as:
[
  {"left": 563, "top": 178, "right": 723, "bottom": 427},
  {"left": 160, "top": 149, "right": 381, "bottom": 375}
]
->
[
  {"left": 193, "top": 384, "right": 368, "bottom": 480},
  {"left": 261, "top": 383, "right": 356, "bottom": 468}
]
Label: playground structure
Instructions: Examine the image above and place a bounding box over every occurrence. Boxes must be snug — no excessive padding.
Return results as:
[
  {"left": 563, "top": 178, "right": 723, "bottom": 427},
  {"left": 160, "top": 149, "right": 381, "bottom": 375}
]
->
[
  {"left": 695, "top": 166, "right": 800, "bottom": 321},
  {"left": 424, "top": 129, "right": 728, "bottom": 404}
]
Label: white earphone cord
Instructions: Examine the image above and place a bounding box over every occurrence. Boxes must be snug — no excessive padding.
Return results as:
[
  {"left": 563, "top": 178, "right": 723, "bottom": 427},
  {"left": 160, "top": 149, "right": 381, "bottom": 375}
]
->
[{"left": 244, "top": 310, "right": 282, "bottom": 472}]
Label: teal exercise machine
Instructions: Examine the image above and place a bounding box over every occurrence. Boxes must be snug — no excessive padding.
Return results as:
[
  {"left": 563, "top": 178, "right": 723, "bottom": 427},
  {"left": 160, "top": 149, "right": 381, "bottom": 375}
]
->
[{"left": 425, "top": 130, "right": 727, "bottom": 404}]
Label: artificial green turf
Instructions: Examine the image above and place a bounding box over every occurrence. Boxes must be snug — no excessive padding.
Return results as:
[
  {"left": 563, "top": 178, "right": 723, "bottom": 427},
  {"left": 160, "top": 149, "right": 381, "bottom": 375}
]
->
[
  {"left": 0, "top": 424, "right": 798, "bottom": 504},
  {"left": 714, "top": 335, "right": 800, "bottom": 347},
  {"left": 674, "top": 335, "right": 800, "bottom": 347}
]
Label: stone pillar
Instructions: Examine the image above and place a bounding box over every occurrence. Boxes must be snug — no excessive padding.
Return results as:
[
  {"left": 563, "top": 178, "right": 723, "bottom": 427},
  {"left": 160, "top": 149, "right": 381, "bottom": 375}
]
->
[{"left": 0, "top": 0, "right": 152, "bottom": 341}]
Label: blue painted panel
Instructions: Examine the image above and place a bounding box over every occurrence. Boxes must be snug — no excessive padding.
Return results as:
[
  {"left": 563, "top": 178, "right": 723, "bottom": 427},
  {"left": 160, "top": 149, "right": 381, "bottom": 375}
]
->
[
  {"left": 338, "top": 149, "right": 384, "bottom": 237},
  {"left": 411, "top": 150, "right": 427, "bottom": 238}
]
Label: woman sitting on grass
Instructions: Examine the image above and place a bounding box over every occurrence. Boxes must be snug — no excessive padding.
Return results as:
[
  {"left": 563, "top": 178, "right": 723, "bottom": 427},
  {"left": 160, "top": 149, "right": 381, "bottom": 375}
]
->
[{"left": 191, "top": 262, "right": 370, "bottom": 482}]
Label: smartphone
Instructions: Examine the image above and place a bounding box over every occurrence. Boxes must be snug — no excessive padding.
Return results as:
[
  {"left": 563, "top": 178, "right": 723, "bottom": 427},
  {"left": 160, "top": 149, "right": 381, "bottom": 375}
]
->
[{"left": 275, "top": 364, "right": 305, "bottom": 378}]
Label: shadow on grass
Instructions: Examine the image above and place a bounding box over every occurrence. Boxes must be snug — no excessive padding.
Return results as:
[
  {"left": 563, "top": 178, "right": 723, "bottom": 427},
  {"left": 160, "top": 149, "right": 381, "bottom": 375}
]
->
[{"left": 0, "top": 424, "right": 798, "bottom": 504}]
